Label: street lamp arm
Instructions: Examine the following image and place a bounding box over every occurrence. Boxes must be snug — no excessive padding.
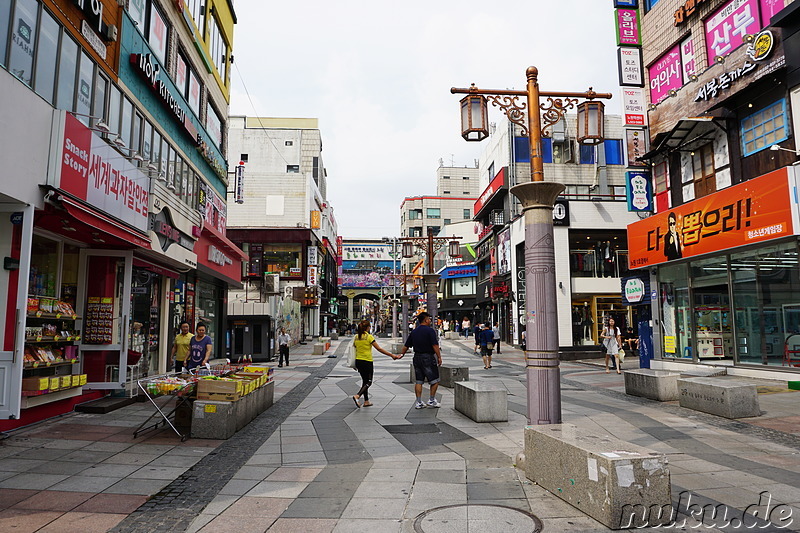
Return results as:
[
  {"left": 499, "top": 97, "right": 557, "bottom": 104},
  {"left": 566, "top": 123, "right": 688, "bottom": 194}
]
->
[{"left": 451, "top": 87, "right": 613, "bottom": 100}]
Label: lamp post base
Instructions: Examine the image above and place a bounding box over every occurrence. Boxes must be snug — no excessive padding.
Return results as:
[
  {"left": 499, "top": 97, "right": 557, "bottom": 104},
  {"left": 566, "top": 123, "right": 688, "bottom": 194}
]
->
[{"left": 510, "top": 181, "right": 565, "bottom": 425}]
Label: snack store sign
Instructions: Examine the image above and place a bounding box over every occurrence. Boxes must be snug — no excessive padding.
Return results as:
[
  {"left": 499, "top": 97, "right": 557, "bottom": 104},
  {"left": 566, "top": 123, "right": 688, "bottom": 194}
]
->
[
  {"left": 59, "top": 113, "right": 149, "bottom": 232},
  {"left": 626, "top": 167, "right": 797, "bottom": 268},
  {"left": 624, "top": 278, "right": 645, "bottom": 303}
]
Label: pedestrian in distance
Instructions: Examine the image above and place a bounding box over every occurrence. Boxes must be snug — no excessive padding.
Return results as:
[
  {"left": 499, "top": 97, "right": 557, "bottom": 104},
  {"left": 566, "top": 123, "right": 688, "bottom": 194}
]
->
[
  {"left": 479, "top": 323, "right": 494, "bottom": 369},
  {"left": 462, "top": 317, "right": 471, "bottom": 338},
  {"left": 602, "top": 317, "right": 623, "bottom": 374},
  {"left": 473, "top": 322, "right": 482, "bottom": 354},
  {"left": 170, "top": 321, "right": 192, "bottom": 372},
  {"left": 352, "top": 320, "right": 401, "bottom": 408},
  {"left": 186, "top": 323, "right": 212, "bottom": 371},
  {"left": 492, "top": 322, "right": 501, "bottom": 354},
  {"left": 277, "top": 328, "right": 291, "bottom": 367},
  {"left": 398, "top": 312, "right": 442, "bottom": 409}
]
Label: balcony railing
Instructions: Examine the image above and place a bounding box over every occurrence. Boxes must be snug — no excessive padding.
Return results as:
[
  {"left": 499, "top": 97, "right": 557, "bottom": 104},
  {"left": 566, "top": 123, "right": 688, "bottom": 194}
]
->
[{"left": 569, "top": 249, "right": 630, "bottom": 278}]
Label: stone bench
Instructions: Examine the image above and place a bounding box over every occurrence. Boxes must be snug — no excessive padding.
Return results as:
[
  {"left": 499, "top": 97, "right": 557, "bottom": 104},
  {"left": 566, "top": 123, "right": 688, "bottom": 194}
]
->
[
  {"left": 677, "top": 377, "right": 760, "bottom": 418},
  {"left": 454, "top": 382, "right": 507, "bottom": 422},
  {"left": 524, "top": 424, "right": 670, "bottom": 530},
  {"left": 312, "top": 343, "right": 326, "bottom": 355},
  {"left": 624, "top": 369, "right": 680, "bottom": 401},
  {"left": 191, "top": 381, "right": 275, "bottom": 440},
  {"left": 438, "top": 364, "right": 469, "bottom": 388}
]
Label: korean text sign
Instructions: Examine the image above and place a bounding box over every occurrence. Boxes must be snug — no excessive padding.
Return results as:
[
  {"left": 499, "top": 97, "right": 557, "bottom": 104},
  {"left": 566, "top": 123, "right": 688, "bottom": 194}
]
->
[
  {"left": 705, "top": 0, "right": 761, "bottom": 64},
  {"left": 616, "top": 8, "right": 641, "bottom": 46},
  {"left": 626, "top": 167, "right": 796, "bottom": 269},
  {"left": 649, "top": 44, "right": 682, "bottom": 104},
  {"left": 60, "top": 113, "right": 149, "bottom": 232}
]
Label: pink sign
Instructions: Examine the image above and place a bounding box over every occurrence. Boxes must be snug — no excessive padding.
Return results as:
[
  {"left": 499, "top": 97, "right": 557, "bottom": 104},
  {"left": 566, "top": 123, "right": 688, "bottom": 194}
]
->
[
  {"left": 759, "top": 0, "right": 785, "bottom": 26},
  {"left": 616, "top": 9, "right": 641, "bottom": 46},
  {"left": 705, "top": 0, "right": 761, "bottom": 63},
  {"left": 680, "top": 37, "right": 697, "bottom": 83},
  {"left": 60, "top": 114, "right": 149, "bottom": 231},
  {"left": 649, "top": 44, "right": 682, "bottom": 104}
]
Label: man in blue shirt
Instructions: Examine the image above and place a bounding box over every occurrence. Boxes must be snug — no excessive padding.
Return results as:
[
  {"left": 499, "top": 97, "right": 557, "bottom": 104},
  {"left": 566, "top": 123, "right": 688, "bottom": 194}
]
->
[
  {"left": 398, "top": 312, "right": 442, "bottom": 409},
  {"left": 479, "top": 323, "right": 494, "bottom": 369}
]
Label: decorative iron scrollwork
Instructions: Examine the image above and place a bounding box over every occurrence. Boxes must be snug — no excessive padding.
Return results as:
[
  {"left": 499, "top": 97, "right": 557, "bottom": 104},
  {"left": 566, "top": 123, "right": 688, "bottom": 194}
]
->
[
  {"left": 486, "top": 95, "right": 528, "bottom": 136},
  {"left": 539, "top": 97, "right": 578, "bottom": 137}
]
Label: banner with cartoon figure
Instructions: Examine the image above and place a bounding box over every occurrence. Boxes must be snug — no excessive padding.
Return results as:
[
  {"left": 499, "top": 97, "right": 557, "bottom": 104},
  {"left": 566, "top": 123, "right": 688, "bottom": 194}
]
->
[{"left": 627, "top": 167, "right": 798, "bottom": 269}]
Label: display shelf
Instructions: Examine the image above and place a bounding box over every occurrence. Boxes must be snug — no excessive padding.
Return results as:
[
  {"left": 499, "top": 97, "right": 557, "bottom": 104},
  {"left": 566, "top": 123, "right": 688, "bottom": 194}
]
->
[
  {"left": 27, "top": 312, "right": 80, "bottom": 320},
  {"left": 25, "top": 337, "right": 80, "bottom": 343},
  {"left": 23, "top": 360, "right": 79, "bottom": 370},
  {"left": 21, "top": 387, "right": 83, "bottom": 409}
]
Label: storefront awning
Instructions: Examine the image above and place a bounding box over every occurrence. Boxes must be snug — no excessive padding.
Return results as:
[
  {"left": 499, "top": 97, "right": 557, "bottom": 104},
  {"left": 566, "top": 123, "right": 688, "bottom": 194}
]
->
[
  {"left": 201, "top": 222, "right": 248, "bottom": 261},
  {"left": 638, "top": 117, "right": 727, "bottom": 161},
  {"left": 57, "top": 194, "right": 150, "bottom": 248}
]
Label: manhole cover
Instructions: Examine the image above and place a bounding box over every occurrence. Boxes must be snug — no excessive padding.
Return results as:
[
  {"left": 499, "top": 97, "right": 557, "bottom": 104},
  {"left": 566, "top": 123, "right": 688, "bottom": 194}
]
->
[{"left": 413, "top": 504, "right": 543, "bottom": 532}]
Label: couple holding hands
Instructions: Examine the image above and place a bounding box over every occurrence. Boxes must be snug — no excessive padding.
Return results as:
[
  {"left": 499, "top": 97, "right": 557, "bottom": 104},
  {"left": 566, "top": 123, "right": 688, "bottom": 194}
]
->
[{"left": 351, "top": 312, "right": 442, "bottom": 410}]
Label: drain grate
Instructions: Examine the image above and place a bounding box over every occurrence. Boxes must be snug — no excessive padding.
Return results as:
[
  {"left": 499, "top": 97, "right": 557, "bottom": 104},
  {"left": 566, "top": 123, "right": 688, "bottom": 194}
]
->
[{"left": 413, "top": 504, "right": 543, "bottom": 532}]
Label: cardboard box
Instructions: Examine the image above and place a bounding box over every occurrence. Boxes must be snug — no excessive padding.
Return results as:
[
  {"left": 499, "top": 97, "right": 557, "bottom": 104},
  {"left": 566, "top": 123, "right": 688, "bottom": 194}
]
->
[
  {"left": 196, "top": 379, "right": 242, "bottom": 396},
  {"left": 22, "top": 377, "right": 50, "bottom": 391},
  {"left": 49, "top": 377, "right": 61, "bottom": 391},
  {"left": 60, "top": 376, "right": 72, "bottom": 388},
  {"left": 196, "top": 391, "right": 240, "bottom": 402}
]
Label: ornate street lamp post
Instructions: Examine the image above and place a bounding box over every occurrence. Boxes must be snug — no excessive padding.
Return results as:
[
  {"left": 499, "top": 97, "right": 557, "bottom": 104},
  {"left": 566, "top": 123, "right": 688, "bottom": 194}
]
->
[{"left": 452, "top": 67, "right": 611, "bottom": 425}]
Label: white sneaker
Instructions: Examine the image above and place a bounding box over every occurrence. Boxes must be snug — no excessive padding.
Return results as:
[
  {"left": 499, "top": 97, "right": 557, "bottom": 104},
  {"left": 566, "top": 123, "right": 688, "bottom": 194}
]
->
[
  {"left": 414, "top": 400, "right": 425, "bottom": 409},
  {"left": 427, "top": 398, "right": 441, "bottom": 408}
]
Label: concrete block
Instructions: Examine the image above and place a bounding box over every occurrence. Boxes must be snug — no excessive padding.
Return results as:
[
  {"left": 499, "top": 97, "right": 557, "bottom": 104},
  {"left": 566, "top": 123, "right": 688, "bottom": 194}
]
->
[
  {"left": 677, "top": 377, "right": 760, "bottom": 418},
  {"left": 680, "top": 368, "right": 727, "bottom": 378},
  {"left": 390, "top": 342, "right": 404, "bottom": 353},
  {"left": 624, "top": 369, "right": 680, "bottom": 402},
  {"left": 525, "top": 424, "right": 671, "bottom": 530},
  {"left": 445, "top": 331, "right": 457, "bottom": 340},
  {"left": 454, "top": 382, "right": 507, "bottom": 422},
  {"left": 312, "top": 343, "right": 325, "bottom": 355},
  {"left": 191, "top": 400, "right": 238, "bottom": 440},
  {"left": 330, "top": 332, "right": 339, "bottom": 340},
  {"left": 438, "top": 364, "right": 469, "bottom": 388}
]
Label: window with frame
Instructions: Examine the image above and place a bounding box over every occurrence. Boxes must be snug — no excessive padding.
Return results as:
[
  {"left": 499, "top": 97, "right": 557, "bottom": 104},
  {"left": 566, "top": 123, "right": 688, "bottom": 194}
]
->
[
  {"left": 208, "top": 15, "right": 228, "bottom": 80},
  {"left": 463, "top": 209, "right": 471, "bottom": 219},
  {"left": 186, "top": 0, "right": 205, "bottom": 33},
  {"left": 579, "top": 144, "right": 596, "bottom": 164},
  {"left": 0, "top": 0, "right": 11, "bottom": 68},
  {"left": 692, "top": 143, "right": 716, "bottom": 199},
  {"left": 427, "top": 208, "right": 441, "bottom": 219},
  {"left": 443, "top": 191, "right": 450, "bottom": 195},
  {"left": 175, "top": 52, "right": 201, "bottom": 116},
  {"left": 462, "top": 176, "right": 469, "bottom": 180},
  {"left": 56, "top": 34, "right": 77, "bottom": 111},
  {"left": 148, "top": 3, "right": 168, "bottom": 64},
  {"left": 263, "top": 244, "right": 302, "bottom": 277},
  {"left": 286, "top": 165, "right": 299, "bottom": 173},
  {"left": 604, "top": 139, "right": 624, "bottom": 165},
  {"left": 442, "top": 175, "right": 450, "bottom": 179},
  {"left": 653, "top": 161, "right": 668, "bottom": 194},
  {"left": 34, "top": 8, "right": 59, "bottom": 103},
  {"left": 408, "top": 209, "right": 422, "bottom": 220},
  {"left": 741, "top": 99, "right": 789, "bottom": 156},
  {"left": 206, "top": 103, "right": 223, "bottom": 148},
  {"left": 8, "top": 0, "right": 37, "bottom": 86}
]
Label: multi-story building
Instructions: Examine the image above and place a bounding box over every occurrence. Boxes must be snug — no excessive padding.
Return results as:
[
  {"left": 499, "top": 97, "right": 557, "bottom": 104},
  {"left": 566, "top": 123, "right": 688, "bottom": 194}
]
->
[
  {"left": 472, "top": 115, "right": 640, "bottom": 347},
  {"left": 0, "top": 0, "right": 243, "bottom": 429},
  {"left": 338, "top": 240, "right": 400, "bottom": 330},
  {"left": 626, "top": 0, "right": 800, "bottom": 379},
  {"left": 226, "top": 117, "right": 339, "bottom": 359}
]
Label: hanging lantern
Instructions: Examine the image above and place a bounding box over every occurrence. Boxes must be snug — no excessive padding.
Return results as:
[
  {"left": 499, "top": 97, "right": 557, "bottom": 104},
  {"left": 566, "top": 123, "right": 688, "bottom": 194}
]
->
[
  {"left": 402, "top": 241, "right": 414, "bottom": 258},
  {"left": 448, "top": 239, "right": 461, "bottom": 258},
  {"left": 459, "top": 92, "right": 489, "bottom": 142},
  {"left": 576, "top": 100, "right": 605, "bottom": 145}
]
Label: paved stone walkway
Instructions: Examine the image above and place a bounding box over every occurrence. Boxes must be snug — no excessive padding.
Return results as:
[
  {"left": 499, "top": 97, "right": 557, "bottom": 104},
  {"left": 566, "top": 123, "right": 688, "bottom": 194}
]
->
[{"left": 1, "top": 337, "right": 799, "bottom": 532}]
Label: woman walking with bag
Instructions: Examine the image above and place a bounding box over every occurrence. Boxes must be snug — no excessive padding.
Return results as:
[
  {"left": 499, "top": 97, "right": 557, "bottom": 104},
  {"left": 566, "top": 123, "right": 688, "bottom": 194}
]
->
[
  {"left": 352, "top": 320, "right": 400, "bottom": 408},
  {"left": 602, "top": 317, "right": 623, "bottom": 374}
]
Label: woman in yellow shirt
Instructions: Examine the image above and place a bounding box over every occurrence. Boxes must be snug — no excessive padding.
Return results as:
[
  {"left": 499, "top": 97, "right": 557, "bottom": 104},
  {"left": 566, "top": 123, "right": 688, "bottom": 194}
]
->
[
  {"left": 171, "top": 322, "right": 192, "bottom": 372},
  {"left": 352, "top": 320, "right": 399, "bottom": 408}
]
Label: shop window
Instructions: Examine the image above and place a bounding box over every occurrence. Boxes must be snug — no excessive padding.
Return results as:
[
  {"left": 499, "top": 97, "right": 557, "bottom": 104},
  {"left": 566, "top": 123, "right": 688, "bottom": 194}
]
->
[
  {"left": 658, "top": 262, "right": 691, "bottom": 360},
  {"left": 732, "top": 242, "right": 800, "bottom": 366},
  {"left": 142, "top": 120, "right": 153, "bottom": 163},
  {"left": 33, "top": 9, "right": 58, "bottom": 103},
  {"left": 463, "top": 209, "right": 470, "bottom": 219},
  {"left": 427, "top": 208, "right": 441, "bottom": 219},
  {"left": 691, "top": 255, "right": 733, "bottom": 361},
  {"left": 8, "top": 0, "right": 37, "bottom": 86},
  {"left": 75, "top": 50, "right": 94, "bottom": 121},
  {"left": 148, "top": 3, "right": 169, "bottom": 64},
  {"left": 92, "top": 73, "right": 108, "bottom": 131},
  {"left": 452, "top": 277, "right": 474, "bottom": 296},
  {"left": 741, "top": 99, "right": 789, "bottom": 156},
  {"left": 107, "top": 85, "right": 121, "bottom": 137},
  {"left": 0, "top": 0, "right": 11, "bottom": 68},
  {"left": 120, "top": 97, "right": 133, "bottom": 149},
  {"left": 131, "top": 113, "right": 143, "bottom": 156},
  {"left": 29, "top": 234, "right": 60, "bottom": 297},
  {"left": 692, "top": 143, "right": 716, "bottom": 199},
  {"left": 263, "top": 244, "right": 302, "bottom": 277},
  {"left": 56, "top": 34, "right": 77, "bottom": 111},
  {"left": 653, "top": 161, "right": 668, "bottom": 194},
  {"left": 604, "top": 139, "right": 624, "bottom": 165},
  {"left": 206, "top": 103, "right": 223, "bottom": 149}
]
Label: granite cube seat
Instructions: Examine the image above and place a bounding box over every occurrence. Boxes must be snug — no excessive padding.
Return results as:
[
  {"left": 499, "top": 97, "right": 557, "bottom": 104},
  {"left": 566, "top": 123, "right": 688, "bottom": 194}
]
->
[
  {"left": 677, "top": 377, "right": 760, "bottom": 418},
  {"left": 624, "top": 369, "right": 680, "bottom": 401},
  {"left": 438, "top": 364, "right": 469, "bottom": 388},
  {"left": 454, "top": 381, "right": 507, "bottom": 422}
]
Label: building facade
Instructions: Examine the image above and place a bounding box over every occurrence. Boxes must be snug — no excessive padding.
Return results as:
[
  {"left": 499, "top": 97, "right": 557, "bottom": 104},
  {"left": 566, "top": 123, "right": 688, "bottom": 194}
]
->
[
  {"left": 226, "top": 117, "right": 339, "bottom": 359},
  {"left": 627, "top": 0, "right": 800, "bottom": 378},
  {"left": 0, "top": 0, "right": 243, "bottom": 429}
]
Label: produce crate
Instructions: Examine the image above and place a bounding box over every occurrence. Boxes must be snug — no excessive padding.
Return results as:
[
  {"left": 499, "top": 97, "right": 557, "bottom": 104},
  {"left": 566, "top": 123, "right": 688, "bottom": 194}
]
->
[
  {"left": 196, "top": 378, "right": 242, "bottom": 396},
  {"left": 196, "top": 390, "right": 241, "bottom": 402},
  {"left": 22, "top": 377, "right": 50, "bottom": 391}
]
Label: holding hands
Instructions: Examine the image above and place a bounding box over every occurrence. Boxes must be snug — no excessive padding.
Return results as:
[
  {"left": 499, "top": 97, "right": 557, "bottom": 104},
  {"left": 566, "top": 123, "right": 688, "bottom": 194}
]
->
[{"left": 391, "top": 353, "right": 404, "bottom": 360}]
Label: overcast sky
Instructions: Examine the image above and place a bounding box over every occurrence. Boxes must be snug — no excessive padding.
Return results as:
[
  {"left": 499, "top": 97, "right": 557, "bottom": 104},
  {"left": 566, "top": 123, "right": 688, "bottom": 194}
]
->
[{"left": 229, "top": 1, "right": 622, "bottom": 240}]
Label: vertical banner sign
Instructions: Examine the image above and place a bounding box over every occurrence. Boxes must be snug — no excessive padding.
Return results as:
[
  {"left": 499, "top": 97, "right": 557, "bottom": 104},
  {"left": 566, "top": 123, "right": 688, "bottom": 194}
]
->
[
  {"left": 336, "top": 236, "right": 343, "bottom": 267},
  {"left": 625, "top": 128, "right": 649, "bottom": 166},
  {"left": 307, "top": 266, "right": 318, "bottom": 286},
  {"left": 705, "top": 0, "right": 761, "bottom": 64},
  {"left": 648, "top": 44, "right": 682, "bottom": 104},
  {"left": 235, "top": 165, "right": 244, "bottom": 204},
  {"left": 618, "top": 47, "right": 644, "bottom": 87},
  {"left": 680, "top": 36, "right": 697, "bottom": 83},
  {"left": 308, "top": 246, "right": 318, "bottom": 266},
  {"left": 626, "top": 170, "right": 653, "bottom": 212},
  {"left": 616, "top": 8, "right": 642, "bottom": 46},
  {"left": 622, "top": 88, "right": 647, "bottom": 126},
  {"left": 310, "top": 210, "right": 321, "bottom": 229}
]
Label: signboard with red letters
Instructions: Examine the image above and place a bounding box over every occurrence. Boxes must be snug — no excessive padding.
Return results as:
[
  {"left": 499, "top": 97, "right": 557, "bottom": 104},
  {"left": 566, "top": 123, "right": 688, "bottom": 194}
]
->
[{"left": 59, "top": 113, "right": 149, "bottom": 232}]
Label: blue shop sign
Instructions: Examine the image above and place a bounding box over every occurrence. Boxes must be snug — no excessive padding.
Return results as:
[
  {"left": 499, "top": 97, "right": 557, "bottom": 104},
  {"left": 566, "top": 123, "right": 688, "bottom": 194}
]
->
[
  {"left": 614, "top": 0, "right": 638, "bottom": 7},
  {"left": 440, "top": 266, "right": 477, "bottom": 279},
  {"left": 626, "top": 170, "right": 652, "bottom": 212}
]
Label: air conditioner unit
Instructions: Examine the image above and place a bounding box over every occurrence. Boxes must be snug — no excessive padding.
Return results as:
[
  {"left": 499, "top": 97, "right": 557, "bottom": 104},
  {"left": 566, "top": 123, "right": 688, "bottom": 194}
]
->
[{"left": 264, "top": 274, "right": 280, "bottom": 295}]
